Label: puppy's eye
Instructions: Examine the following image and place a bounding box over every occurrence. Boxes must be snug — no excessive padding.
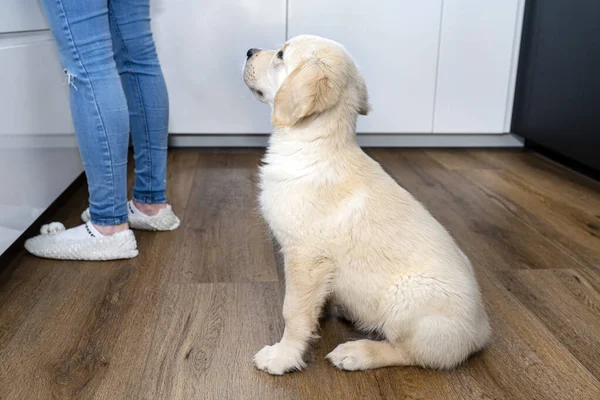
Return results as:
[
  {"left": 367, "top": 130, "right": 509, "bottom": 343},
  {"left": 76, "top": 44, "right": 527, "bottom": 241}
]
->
[
  {"left": 277, "top": 50, "right": 284, "bottom": 60},
  {"left": 256, "top": 90, "right": 264, "bottom": 97}
]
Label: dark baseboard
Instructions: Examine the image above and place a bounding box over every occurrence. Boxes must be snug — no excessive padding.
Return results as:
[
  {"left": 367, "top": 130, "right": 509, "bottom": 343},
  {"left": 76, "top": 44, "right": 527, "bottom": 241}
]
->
[
  {"left": 525, "top": 139, "right": 600, "bottom": 183},
  {"left": 0, "top": 173, "right": 86, "bottom": 274}
]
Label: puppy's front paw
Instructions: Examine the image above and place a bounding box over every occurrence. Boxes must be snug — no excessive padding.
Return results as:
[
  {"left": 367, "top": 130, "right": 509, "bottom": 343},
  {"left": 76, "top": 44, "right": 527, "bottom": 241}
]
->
[
  {"left": 326, "top": 341, "right": 371, "bottom": 371},
  {"left": 254, "top": 343, "right": 306, "bottom": 375}
]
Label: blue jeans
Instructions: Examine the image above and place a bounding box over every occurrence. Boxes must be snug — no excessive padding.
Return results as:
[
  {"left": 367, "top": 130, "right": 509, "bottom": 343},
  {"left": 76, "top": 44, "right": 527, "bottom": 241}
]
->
[{"left": 40, "top": 0, "right": 169, "bottom": 225}]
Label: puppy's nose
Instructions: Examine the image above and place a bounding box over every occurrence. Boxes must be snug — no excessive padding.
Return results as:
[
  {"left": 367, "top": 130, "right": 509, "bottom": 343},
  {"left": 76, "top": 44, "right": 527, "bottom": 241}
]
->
[{"left": 246, "top": 48, "right": 257, "bottom": 59}]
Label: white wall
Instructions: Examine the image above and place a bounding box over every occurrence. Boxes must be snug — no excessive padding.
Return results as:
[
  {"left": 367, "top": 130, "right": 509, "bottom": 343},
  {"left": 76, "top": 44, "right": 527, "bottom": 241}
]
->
[{"left": 0, "top": 3, "right": 82, "bottom": 255}]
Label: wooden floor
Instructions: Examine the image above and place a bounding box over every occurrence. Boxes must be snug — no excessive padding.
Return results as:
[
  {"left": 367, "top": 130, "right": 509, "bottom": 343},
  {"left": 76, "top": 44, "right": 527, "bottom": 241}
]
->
[{"left": 1, "top": 149, "right": 600, "bottom": 399}]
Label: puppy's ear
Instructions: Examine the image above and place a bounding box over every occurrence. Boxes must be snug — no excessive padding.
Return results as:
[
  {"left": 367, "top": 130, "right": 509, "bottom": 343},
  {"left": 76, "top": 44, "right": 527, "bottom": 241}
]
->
[
  {"left": 356, "top": 74, "right": 370, "bottom": 116},
  {"left": 272, "top": 61, "right": 343, "bottom": 127}
]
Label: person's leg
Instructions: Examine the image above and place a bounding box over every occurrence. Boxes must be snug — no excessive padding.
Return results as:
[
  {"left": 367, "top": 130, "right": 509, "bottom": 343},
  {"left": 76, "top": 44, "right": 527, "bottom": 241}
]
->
[
  {"left": 88, "top": 0, "right": 179, "bottom": 231},
  {"left": 25, "top": 0, "right": 137, "bottom": 260},
  {"left": 75, "top": 0, "right": 179, "bottom": 232},
  {"left": 41, "top": 0, "right": 130, "bottom": 230},
  {"left": 109, "top": 0, "right": 169, "bottom": 212}
]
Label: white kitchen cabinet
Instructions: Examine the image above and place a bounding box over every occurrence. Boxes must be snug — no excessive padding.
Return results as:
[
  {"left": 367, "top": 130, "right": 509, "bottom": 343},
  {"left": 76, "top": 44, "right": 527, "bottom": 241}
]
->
[
  {"left": 150, "top": 0, "right": 286, "bottom": 134},
  {"left": 0, "top": 145, "right": 83, "bottom": 256},
  {"left": 433, "top": 0, "right": 524, "bottom": 133},
  {"left": 0, "top": 33, "right": 74, "bottom": 135},
  {"left": 151, "top": 0, "right": 523, "bottom": 136},
  {"left": 0, "top": 0, "right": 48, "bottom": 33},
  {"left": 0, "top": 31, "right": 82, "bottom": 256},
  {"left": 287, "top": 0, "right": 443, "bottom": 133}
]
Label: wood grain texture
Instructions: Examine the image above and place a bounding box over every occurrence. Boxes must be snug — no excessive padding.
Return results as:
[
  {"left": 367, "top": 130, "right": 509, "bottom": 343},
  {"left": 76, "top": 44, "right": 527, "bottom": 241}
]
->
[
  {"left": 0, "top": 151, "right": 199, "bottom": 399},
  {"left": 435, "top": 150, "right": 600, "bottom": 215},
  {"left": 369, "top": 150, "right": 587, "bottom": 272},
  {"left": 462, "top": 168, "right": 600, "bottom": 269},
  {"left": 168, "top": 150, "right": 279, "bottom": 283},
  {"left": 426, "top": 149, "right": 506, "bottom": 171},
  {"left": 1, "top": 149, "right": 600, "bottom": 399},
  {"left": 427, "top": 150, "right": 600, "bottom": 269},
  {"left": 0, "top": 182, "right": 89, "bottom": 354},
  {"left": 497, "top": 268, "right": 600, "bottom": 380},
  {"left": 139, "top": 283, "right": 291, "bottom": 399}
]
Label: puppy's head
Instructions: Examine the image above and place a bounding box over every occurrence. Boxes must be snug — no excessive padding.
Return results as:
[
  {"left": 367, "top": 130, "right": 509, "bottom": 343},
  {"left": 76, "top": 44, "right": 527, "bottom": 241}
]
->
[{"left": 243, "top": 35, "right": 369, "bottom": 127}]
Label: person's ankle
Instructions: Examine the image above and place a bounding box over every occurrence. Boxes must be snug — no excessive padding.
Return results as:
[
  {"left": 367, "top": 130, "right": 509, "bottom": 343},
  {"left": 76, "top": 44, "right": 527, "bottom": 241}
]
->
[
  {"left": 93, "top": 222, "right": 129, "bottom": 236},
  {"left": 133, "top": 200, "right": 167, "bottom": 216}
]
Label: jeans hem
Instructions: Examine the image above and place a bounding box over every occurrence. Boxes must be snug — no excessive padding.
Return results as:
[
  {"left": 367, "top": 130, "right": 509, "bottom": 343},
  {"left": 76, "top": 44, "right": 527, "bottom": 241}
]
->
[
  {"left": 90, "top": 215, "right": 129, "bottom": 226},
  {"left": 133, "top": 192, "right": 167, "bottom": 204}
]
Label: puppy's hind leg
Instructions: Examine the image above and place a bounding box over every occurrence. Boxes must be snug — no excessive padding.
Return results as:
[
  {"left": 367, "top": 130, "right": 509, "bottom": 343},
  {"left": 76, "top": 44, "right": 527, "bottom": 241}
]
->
[{"left": 326, "top": 339, "right": 414, "bottom": 371}]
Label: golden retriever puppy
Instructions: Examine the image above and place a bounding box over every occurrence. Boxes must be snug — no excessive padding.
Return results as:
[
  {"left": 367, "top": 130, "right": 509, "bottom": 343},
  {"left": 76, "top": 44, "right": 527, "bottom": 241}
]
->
[{"left": 243, "top": 35, "right": 490, "bottom": 375}]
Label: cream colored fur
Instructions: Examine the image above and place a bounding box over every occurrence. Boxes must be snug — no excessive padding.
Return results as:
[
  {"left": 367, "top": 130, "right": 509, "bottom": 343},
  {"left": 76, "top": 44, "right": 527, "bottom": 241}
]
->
[{"left": 243, "top": 35, "right": 491, "bottom": 375}]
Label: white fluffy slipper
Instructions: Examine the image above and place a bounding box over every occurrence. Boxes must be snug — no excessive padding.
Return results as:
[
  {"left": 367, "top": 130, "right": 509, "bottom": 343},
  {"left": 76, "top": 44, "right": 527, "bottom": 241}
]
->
[
  {"left": 81, "top": 200, "right": 180, "bottom": 231},
  {"left": 24, "top": 222, "right": 138, "bottom": 261}
]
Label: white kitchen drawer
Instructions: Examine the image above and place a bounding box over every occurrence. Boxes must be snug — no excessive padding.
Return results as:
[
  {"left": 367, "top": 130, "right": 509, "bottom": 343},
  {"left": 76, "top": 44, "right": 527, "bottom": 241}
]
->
[{"left": 0, "top": 35, "right": 74, "bottom": 135}]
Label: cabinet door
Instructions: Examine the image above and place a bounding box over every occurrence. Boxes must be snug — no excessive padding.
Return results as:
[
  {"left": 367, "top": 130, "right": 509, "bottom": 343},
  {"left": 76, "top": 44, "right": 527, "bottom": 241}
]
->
[
  {"left": 151, "top": 0, "right": 286, "bottom": 134},
  {"left": 287, "top": 0, "right": 442, "bottom": 133},
  {"left": 433, "top": 0, "right": 524, "bottom": 133}
]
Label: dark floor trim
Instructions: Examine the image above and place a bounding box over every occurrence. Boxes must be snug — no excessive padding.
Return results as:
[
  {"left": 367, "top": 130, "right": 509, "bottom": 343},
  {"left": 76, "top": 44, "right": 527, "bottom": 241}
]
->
[
  {"left": 525, "top": 139, "right": 600, "bottom": 182},
  {"left": 0, "top": 173, "right": 86, "bottom": 273}
]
